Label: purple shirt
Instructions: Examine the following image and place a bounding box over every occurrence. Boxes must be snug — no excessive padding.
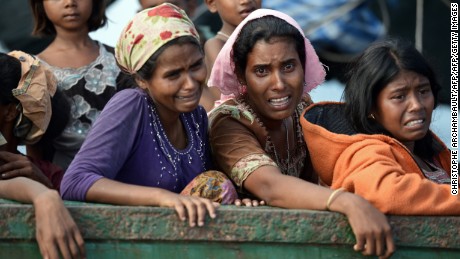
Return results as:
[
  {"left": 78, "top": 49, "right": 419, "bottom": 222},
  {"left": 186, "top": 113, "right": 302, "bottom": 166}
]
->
[{"left": 60, "top": 88, "right": 213, "bottom": 201}]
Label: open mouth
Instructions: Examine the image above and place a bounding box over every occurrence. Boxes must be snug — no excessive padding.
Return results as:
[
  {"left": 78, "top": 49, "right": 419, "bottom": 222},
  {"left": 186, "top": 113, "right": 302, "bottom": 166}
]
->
[
  {"left": 240, "top": 8, "right": 256, "bottom": 17},
  {"left": 268, "top": 96, "right": 290, "bottom": 107},
  {"left": 405, "top": 119, "right": 425, "bottom": 127}
]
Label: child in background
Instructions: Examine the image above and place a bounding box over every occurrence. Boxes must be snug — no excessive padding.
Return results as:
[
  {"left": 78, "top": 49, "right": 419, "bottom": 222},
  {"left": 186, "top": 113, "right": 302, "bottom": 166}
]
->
[
  {"left": 200, "top": 0, "right": 261, "bottom": 112},
  {"left": 28, "top": 0, "right": 133, "bottom": 170}
]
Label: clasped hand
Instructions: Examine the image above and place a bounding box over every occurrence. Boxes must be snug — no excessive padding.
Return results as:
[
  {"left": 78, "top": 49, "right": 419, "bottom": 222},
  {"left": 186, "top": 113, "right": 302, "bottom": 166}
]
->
[{"left": 0, "top": 151, "right": 53, "bottom": 188}]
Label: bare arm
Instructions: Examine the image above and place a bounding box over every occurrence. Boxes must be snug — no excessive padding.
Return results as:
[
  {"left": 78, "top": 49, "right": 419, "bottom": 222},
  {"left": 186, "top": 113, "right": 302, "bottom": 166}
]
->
[
  {"left": 204, "top": 37, "right": 225, "bottom": 82},
  {"left": 210, "top": 112, "right": 394, "bottom": 257},
  {"left": 244, "top": 167, "right": 395, "bottom": 258},
  {"left": 0, "top": 176, "right": 51, "bottom": 202},
  {"left": 86, "top": 178, "right": 218, "bottom": 227},
  {"left": 0, "top": 177, "right": 85, "bottom": 259},
  {"left": 200, "top": 38, "right": 225, "bottom": 111}
]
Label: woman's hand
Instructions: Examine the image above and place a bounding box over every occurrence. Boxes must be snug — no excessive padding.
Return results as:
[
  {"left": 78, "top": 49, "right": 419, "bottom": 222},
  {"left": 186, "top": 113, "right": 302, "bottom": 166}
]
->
[
  {"left": 159, "top": 192, "right": 219, "bottom": 227},
  {"left": 234, "top": 198, "right": 266, "bottom": 207},
  {"left": 331, "top": 192, "right": 395, "bottom": 258},
  {"left": 0, "top": 151, "right": 53, "bottom": 188},
  {"left": 33, "top": 190, "right": 85, "bottom": 259}
]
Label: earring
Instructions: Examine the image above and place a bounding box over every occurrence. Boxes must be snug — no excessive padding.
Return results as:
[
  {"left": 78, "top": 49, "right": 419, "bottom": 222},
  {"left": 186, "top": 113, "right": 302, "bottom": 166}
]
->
[{"left": 368, "top": 114, "right": 376, "bottom": 120}]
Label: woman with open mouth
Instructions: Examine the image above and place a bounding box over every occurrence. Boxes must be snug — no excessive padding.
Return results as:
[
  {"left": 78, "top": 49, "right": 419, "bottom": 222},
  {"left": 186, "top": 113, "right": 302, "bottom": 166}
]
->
[
  {"left": 300, "top": 38, "right": 459, "bottom": 215},
  {"left": 208, "top": 8, "right": 395, "bottom": 258}
]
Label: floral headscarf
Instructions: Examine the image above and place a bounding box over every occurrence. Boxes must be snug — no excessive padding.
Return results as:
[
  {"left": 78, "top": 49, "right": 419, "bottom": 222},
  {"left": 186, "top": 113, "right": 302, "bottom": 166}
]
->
[
  {"left": 8, "top": 50, "right": 57, "bottom": 145},
  {"left": 115, "top": 3, "right": 200, "bottom": 74},
  {"left": 208, "top": 9, "right": 326, "bottom": 97}
]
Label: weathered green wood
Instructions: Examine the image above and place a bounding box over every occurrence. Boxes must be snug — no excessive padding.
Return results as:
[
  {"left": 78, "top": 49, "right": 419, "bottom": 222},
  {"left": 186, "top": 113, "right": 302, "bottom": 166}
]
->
[{"left": 1, "top": 199, "right": 459, "bottom": 258}]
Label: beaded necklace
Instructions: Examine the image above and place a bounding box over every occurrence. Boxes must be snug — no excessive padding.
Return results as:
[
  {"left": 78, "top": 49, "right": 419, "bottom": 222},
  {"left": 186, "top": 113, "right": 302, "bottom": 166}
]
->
[{"left": 146, "top": 97, "right": 207, "bottom": 189}]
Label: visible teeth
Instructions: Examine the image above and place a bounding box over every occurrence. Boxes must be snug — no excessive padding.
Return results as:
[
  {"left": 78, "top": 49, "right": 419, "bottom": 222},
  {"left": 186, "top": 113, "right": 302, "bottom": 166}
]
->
[
  {"left": 270, "top": 96, "right": 288, "bottom": 104},
  {"left": 177, "top": 95, "right": 193, "bottom": 100},
  {"left": 406, "top": 119, "right": 423, "bottom": 126}
]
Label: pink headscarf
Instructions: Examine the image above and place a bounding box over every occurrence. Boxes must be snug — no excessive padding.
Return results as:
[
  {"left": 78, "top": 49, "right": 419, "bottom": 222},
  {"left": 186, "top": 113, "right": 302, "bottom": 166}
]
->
[{"left": 208, "top": 8, "right": 326, "bottom": 97}]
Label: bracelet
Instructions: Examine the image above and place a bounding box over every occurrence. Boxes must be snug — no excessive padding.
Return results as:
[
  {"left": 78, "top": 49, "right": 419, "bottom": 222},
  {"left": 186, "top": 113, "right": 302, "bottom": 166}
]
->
[{"left": 326, "top": 188, "right": 346, "bottom": 211}]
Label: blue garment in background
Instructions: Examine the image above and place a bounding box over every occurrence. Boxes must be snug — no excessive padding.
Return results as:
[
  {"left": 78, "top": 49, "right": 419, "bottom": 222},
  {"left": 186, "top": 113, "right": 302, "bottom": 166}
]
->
[{"left": 263, "top": 0, "right": 385, "bottom": 54}]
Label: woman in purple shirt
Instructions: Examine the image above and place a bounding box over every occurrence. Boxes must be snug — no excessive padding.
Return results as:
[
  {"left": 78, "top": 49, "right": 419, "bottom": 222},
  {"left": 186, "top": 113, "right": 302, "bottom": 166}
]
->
[{"left": 61, "top": 3, "right": 237, "bottom": 227}]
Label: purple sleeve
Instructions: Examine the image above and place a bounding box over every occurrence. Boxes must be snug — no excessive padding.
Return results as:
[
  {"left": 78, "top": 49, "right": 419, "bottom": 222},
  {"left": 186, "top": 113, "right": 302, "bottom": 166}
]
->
[{"left": 60, "top": 89, "right": 144, "bottom": 201}]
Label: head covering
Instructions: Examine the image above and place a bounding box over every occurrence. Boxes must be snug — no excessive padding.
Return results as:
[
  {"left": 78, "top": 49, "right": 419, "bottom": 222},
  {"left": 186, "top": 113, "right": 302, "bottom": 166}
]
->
[
  {"left": 7, "top": 50, "right": 57, "bottom": 144},
  {"left": 115, "top": 3, "right": 200, "bottom": 74},
  {"left": 208, "top": 8, "right": 326, "bottom": 97}
]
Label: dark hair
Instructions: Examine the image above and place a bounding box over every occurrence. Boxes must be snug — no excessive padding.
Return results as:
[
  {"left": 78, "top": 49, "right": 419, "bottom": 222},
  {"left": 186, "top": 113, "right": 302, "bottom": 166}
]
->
[
  {"left": 136, "top": 36, "right": 202, "bottom": 81},
  {"left": 0, "top": 52, "right": 70, "bottom": 146},
  {"left": 35, "top": 88, "right": 70, "bottom": 161},
  {"left": 232, "top": 15, "right": 306, "bottom": 84},
  {"left": 343, "top": 38, "right": 442, "bottom": 158},
  {"left": 0, "top": 53, "right": 21, "bottom": 105},
  {"left": 29, "top": 0, "right": 108, "bottom": 36}
]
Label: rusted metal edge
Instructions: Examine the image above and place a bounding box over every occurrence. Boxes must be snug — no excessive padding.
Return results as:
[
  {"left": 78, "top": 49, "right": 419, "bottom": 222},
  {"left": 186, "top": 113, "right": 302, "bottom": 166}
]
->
[{"left": 1, "top": 199, "right": 458, "bottom": 249}]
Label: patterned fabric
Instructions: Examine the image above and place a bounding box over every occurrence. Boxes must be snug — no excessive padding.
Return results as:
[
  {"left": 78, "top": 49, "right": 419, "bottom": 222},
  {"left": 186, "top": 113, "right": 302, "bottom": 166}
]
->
[
  {"left": 115, "top": 3, "right": 200, "bottom": 74},
  {"left": 208, "top": 8, "right": 326, "bottom": 98},
  {"left": 180, "top": 170, "right": 238, "bottom": 204},
  {"left": 422, "top": 160, "right": 451, "bottom": 184},
  {"left": 262, "top": 0, "right": 385, "bottom": 54},
  {"left": 209, "top": 96, "right": 315, "bottom": 191},
  {"left": 40, "top": 42, "right": 132, "bottom": 170},
  {"left": 8, "top": 51, "right": 57, "bottom": 144},
  {"left": 230, "top": 154, "right": 277, "bottom": 187}
]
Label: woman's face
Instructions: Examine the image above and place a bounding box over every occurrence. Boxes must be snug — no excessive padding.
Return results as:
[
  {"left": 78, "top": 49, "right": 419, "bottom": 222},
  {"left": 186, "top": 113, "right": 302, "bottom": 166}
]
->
[
  {"left": 374, "top": 70, "right": 434, "bottom": 145},
  {"left": 43, "top": 0, "right": 93, "bottom": 32},
  {"left": 139, "top": 43, "right": 206, "bottom": 117},
  {"left": 243, "top": 37, "right": 304, "bottom": 124}
]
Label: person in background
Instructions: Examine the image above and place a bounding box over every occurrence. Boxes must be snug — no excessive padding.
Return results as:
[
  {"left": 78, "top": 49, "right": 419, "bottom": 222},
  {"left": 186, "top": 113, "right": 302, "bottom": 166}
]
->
[
  {"left": 200, "top": 0, "right": 262, "bottom": 112},
  {"left": 28, "top": 0, "right": 134, "bottom": 170},
  {"left": 0, "top": 51, "right": 84, "bottom": 259},
  {"left": 300, "top": 38, "right": 459, "bottom": 215},
  {"left": 208, "top": 9, "right": 394, "bottom": 257},
  {"left": 61, "top": 4, "right": 238, "bottom": 227},
  {"left": 0, "top": 51, "right": 69, "bottom": 191}
]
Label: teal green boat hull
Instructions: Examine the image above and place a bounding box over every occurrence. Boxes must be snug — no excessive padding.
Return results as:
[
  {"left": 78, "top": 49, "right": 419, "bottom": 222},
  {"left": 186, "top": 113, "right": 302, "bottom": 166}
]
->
[{"left": 1, "top": 199, "right": 459, "bottom": 258}]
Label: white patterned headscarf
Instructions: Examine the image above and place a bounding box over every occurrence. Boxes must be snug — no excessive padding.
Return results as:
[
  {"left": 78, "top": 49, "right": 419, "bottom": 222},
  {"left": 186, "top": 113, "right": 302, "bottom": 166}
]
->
[{"left": 115, "top": 3, "right": 200, "bottom": 74}]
